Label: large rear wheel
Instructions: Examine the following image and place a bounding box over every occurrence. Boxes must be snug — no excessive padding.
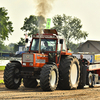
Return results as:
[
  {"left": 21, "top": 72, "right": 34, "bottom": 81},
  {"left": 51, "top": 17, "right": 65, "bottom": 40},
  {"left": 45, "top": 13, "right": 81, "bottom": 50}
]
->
[
  {"left": 58, "top": 56, "right": 80, "bottom": 90},
  {"left": 4, "top": 62, "right": 22, "bottom": 89},
  {"left": 40, "top": 64, "right": 59, "bottom": 91}
]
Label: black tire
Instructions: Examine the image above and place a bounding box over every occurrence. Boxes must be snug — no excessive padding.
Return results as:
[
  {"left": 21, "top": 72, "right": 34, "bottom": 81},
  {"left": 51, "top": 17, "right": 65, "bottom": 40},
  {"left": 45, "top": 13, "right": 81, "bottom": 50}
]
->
[
  {"left": 40, "top": 64, "right": 59, "bottom": 91},
  {"left": 86, "top": 72, "right": 89, "bottom": 85},
  {"left": 58, "top": 56, "right": 80, "bottom": 90},
  {"left": 4, "top": 62, "right": 22, "bottom": 89},
  {"left": 77, "top": 65, "right": 87, "bottom": 89},
  {"left": 23, "top": 78, "right": 38, "bottom": 88},
  {"left": 88, "top": 72, "right": 94, "bottom": 88},
  {"left": 77, "top": 85, "right": 84, "bottom": 89}
]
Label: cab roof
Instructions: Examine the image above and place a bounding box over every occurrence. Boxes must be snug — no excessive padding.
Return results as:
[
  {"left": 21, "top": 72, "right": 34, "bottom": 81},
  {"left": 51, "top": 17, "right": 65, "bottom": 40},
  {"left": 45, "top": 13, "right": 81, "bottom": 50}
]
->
[
  {"left": 43, "top": 29, "right": 58, "bottom": 35},
  {"left": 32, "top": 29, "right": 64, "bottom": 39}
]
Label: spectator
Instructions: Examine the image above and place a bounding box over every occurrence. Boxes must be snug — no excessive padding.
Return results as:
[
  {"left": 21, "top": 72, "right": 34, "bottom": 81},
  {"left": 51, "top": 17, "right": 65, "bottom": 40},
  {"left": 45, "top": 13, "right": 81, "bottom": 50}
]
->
[{"left": 79, "top": 54, "right": 90, "bottom": 67}]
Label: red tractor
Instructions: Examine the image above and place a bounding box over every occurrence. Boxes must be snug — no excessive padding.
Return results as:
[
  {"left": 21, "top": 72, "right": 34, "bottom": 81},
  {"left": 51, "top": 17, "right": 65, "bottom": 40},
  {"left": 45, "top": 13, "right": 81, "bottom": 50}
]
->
[{"left": 4, "top": 29, "right": 80, "bottom": 91}]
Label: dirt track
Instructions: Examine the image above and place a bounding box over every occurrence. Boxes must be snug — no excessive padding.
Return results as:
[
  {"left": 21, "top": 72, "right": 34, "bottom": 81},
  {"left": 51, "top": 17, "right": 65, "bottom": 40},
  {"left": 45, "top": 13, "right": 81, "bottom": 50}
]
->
[
  {"left": 0, "top": 71, "right": 100, "bottom": 100},
  {"left": 0, "top": 84, "right": 100, "bottom": 100}
]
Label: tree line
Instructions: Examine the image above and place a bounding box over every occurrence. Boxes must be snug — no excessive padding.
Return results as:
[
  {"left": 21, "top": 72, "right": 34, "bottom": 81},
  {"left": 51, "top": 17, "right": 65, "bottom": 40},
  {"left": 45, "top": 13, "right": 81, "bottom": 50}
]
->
[{"left": 0, "top": 7, "right": 88, "bottom": 53}]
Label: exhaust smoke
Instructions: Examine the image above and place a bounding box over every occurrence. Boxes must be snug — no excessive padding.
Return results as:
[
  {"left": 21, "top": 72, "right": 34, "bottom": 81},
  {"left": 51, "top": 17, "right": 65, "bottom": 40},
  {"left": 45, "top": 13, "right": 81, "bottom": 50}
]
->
[
  {"left": 34, "top": 0, "right": 55, "bottom": 33},
  {"left": 33, "top": 0, "right": 55, "bottom": 53}
]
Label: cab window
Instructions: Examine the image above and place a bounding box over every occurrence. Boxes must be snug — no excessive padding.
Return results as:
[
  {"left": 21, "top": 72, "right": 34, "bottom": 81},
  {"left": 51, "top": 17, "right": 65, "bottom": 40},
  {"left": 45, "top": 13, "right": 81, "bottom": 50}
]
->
[{"left": 57, "top": 39, "right": 66, "bottom": 51}]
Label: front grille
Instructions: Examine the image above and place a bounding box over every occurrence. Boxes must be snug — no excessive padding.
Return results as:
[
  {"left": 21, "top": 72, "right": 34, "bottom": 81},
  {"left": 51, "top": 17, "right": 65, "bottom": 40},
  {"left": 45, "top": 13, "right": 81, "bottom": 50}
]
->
[
  {"left": 22, "top": 67, "right": 34, "bottom": 71},
  {"left": 23, "top": 54, "right": 33, "bottom": 62},
  {"left": 21, "top": 67, "right": 41, "bottom": 79}
]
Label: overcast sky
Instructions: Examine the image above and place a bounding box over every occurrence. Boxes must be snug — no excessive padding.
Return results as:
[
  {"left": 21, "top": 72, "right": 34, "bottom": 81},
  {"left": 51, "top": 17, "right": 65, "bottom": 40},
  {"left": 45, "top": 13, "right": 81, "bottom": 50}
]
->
[{"left": 0, "top": 0, "right": 100, "bottom": 45}]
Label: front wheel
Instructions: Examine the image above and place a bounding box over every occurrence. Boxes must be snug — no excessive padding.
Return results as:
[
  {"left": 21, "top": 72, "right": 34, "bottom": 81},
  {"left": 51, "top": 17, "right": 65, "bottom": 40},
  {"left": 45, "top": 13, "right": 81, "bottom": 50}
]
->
[
  {"left": 4, "top": 62, "right": 22, "bottom": 89},
  {"left": 40, "top": 64, "right": 59, "bottom": 91}
]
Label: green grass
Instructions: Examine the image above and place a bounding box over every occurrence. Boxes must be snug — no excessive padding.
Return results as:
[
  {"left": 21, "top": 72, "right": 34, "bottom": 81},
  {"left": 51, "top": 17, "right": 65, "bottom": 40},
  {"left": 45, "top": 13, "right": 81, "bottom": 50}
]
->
[
  {"left": 0, "top": 66, "right": 5, "bottom": 71},
  {"left": 0, "top": 66, "right": 5, "bottom": 83},
  {"left": 0, "top": 80, "right": 4, "bottom": 83}
]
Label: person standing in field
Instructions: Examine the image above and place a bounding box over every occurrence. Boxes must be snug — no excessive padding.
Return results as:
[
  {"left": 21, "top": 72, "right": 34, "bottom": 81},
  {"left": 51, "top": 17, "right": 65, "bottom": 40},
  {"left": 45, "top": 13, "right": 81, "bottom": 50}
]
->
[
  {"left": 78, "top": 54, "right": 90, "bottom": 88},
  {"left": 79, "top": 54, "right": 90, "bottom": 67}
]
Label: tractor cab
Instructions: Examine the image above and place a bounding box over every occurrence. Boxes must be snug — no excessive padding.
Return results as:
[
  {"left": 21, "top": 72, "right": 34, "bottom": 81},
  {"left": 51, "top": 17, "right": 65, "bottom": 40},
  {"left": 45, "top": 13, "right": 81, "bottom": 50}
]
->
[{"left": 28, "top": 29, "right": 71, "bottom": 65}]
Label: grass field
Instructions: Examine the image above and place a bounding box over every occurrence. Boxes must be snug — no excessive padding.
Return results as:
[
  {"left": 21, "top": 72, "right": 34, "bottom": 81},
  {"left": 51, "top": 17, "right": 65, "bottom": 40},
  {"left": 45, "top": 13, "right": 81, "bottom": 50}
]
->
[
  {"left": 0, "top": 80, "right": 4, "bottom": 83},
  {"left": 0, "top": 66, "right": 5, "bottom": 83},
  {"left": 0, "top": 66, "right": 5, "bottom": 71}
]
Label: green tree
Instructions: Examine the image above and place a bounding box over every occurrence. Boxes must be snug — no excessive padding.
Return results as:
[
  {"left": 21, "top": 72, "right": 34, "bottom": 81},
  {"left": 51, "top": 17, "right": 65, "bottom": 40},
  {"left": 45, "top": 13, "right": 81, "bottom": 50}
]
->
[
  {"left": 68, "top": 42, "right": 79, "bottom": 53},
  {"left": 21, "top": 15, "right": 38, "bottom": 36},
  {"left": 52, "top": 14, "right": 88, "bottom": 47},
  {"left": 14, "top": 44, "right": 18, "bottom": 52},
  {"left": 0, "top": 42, "right": 14, "bottom": 52},
  {"left": 13, "top": 38, "right": 25, "bottom": 52},
  {"left": 21, "top": 15, "right": 45, "bottom": 37},
  {"left": 18, "top": 38, "right": 25, "bottom": 45},
  {"left": 0, "top": 7, "right": 14, "bottom": 40},
  {"left": 0, "top": 40, "right": 5, "bottom": 52},
  {"left": 21, "top": 15, "right": 46, "bottom": 37},
  {"left": 52, "top": 15, "right": 63, "bottom": 33},
  {"left": 7, "top": 43, "right": 15, "bottom": 52}
]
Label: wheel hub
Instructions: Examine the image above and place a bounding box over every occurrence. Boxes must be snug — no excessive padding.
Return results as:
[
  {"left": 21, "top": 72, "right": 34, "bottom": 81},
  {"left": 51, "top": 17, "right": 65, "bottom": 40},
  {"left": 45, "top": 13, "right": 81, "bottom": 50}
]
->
[
  {"left": 14, "top": 68, "right": 20, "bottom": 84},
  {"left": 70, "top": 63, "right": 78, "bottom": 86},
  {"left": 50, "top": 70, "right": 56, "bottom": 87}
]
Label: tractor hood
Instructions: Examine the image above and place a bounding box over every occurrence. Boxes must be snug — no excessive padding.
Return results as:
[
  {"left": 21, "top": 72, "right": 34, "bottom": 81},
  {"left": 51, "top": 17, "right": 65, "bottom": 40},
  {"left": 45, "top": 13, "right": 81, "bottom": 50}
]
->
[{"left": 22, "top": 53, "right": 48, "bottom": 68}]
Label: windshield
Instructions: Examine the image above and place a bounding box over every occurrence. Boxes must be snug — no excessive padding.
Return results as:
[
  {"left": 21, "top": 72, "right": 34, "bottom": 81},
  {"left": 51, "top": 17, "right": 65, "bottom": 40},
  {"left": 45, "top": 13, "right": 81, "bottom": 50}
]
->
[{"left": 31, "top": 39, "right": 56, "bottom": 51}]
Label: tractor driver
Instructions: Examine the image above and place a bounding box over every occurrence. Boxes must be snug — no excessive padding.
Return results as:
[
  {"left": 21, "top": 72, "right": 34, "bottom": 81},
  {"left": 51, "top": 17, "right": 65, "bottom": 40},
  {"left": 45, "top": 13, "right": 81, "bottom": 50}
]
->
[
  {"left": 44, "top": 41, "right": 51, "bottom": 51},
  {"left": 79, "top": 54, "right": 90, "bottom": 67}
]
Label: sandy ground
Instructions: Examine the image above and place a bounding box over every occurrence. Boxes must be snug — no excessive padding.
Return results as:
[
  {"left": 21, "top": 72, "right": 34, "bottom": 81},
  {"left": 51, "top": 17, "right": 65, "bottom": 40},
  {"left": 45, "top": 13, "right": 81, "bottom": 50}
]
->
[
  {"left": 0, "top": 71, "right": 3, "bottom": 80},
  {"left": 0, "top": 84, "right": 100, "bottom": 100},
  {"left": 0, "top": 70, "right": 100, "bottom": 100}
]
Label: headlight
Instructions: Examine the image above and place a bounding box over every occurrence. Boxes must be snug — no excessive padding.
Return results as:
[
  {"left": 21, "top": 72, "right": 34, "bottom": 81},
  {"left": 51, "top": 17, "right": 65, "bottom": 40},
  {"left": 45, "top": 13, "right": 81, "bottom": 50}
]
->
[
  {"left": 29, "top": 63, "right": 33, "bottom": 66},
  {"left": 23, "top": 63, "right": 26, "bottom": 66}
]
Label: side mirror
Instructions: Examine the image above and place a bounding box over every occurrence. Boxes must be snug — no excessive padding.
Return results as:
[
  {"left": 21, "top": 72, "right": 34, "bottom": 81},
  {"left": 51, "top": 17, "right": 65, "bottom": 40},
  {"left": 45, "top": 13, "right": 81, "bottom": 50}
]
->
[
  {"left": 25, "top": 38, "right": 28, "bottom": 43},
  {"left": 60, "top": 39, "right": 63, "bottom": 44},
  {"left": 67, "top": 48, "right": 69, "bottom": 50}
]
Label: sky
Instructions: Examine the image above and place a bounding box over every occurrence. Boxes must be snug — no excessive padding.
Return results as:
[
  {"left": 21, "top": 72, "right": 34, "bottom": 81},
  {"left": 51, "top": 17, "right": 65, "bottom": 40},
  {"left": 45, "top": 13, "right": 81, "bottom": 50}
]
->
[{"left": 0, "top": 0, "right": 100, "bottom": 45}]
